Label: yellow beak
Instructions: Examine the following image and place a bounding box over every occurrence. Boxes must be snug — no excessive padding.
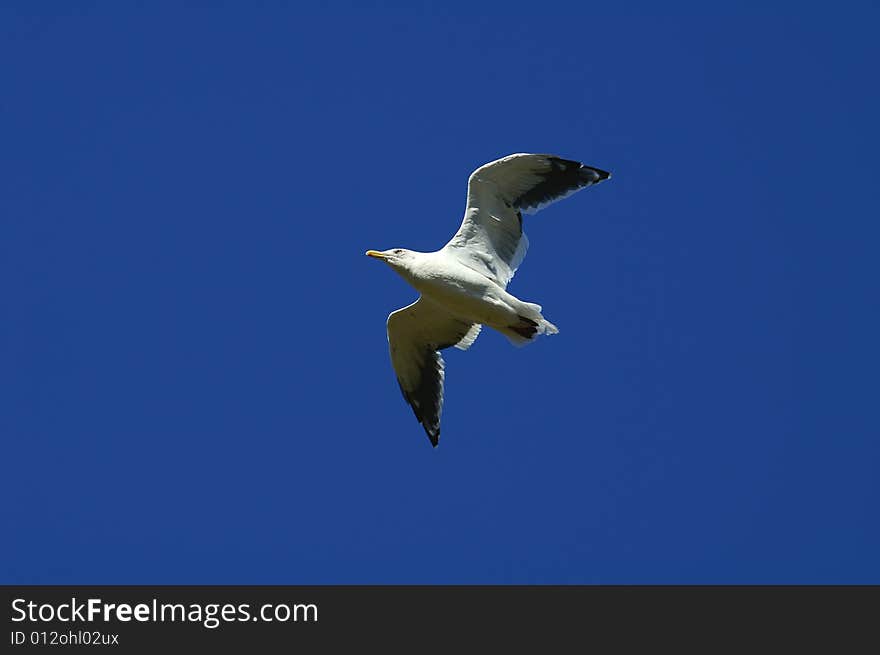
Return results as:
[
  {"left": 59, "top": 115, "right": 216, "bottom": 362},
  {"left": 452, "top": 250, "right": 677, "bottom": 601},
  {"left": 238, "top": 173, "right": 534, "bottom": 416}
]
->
[{"left": 365, "top": 250, "right": 388, "bottom": 260}]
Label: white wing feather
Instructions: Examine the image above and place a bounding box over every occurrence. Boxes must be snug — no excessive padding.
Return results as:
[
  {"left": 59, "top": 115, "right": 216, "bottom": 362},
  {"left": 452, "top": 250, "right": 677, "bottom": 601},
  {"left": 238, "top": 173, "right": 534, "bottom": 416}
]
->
[
  {"left": 442, "top": 153, "right": 610, "bottom": 288},
  {"left": 386, "top": 297, "right": 481, "bottom": 446}
]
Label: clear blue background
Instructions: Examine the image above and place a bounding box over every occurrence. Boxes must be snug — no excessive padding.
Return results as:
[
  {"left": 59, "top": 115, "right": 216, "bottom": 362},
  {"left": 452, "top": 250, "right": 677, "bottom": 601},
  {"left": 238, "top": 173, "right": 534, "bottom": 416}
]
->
[{"left": 2, "top": 3, "right": 878, "bottom": 583}]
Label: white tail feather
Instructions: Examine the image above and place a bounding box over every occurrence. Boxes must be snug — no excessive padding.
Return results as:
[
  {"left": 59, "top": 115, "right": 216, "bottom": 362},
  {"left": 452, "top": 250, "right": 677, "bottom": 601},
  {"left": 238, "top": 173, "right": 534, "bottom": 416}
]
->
[{"left": 497, "top": 308, "right": 559, "bottom": 347}]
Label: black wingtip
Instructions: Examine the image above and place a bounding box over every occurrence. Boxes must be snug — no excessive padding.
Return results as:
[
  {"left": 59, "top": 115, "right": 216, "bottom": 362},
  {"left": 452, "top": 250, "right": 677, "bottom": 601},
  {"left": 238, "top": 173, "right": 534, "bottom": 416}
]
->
[
  {"left": 422, "top": 424, "right": 439, "bottom": 447},
  {"left": 582, "top": 164, "right": 612, "bottom": 183}
]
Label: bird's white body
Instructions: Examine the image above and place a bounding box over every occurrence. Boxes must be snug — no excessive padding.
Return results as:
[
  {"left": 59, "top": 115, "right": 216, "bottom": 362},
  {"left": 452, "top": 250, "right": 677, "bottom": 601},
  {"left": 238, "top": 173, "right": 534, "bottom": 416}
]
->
[{"left": 395, "top": 251, "right": 528, "bottom": 331}]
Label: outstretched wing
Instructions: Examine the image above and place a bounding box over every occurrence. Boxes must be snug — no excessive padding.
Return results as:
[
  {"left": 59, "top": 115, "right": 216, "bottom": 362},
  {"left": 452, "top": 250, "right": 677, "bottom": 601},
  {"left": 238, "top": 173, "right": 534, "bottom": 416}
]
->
[
  {"left": 442, "top": 153, "right": 610, "bottom": 287},
  {"left": 386, "top": 297, "right": 481, "bottom": 447}
]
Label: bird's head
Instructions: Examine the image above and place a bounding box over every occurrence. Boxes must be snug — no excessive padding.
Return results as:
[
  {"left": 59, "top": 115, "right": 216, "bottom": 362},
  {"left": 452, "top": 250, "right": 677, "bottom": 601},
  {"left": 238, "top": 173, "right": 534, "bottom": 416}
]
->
[{"left": 365, "top": 248, "right": 414, "bottom": 270}]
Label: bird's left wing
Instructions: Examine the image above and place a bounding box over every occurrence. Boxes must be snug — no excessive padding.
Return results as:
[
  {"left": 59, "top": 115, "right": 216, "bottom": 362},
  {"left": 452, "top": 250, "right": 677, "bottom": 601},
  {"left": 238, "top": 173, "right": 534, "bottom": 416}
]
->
[
  {"left": 442, "top": 153, "right": 610, "bottom": 288},
  {"left": 386, "top": 297, "right": 481, "bottom": 447}
]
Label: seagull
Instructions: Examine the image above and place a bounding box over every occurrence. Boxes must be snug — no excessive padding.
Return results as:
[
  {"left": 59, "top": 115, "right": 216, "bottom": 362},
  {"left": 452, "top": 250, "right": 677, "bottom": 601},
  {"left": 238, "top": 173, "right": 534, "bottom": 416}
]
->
[{"left": 366, "top": 153, "right": 611, "bottom": 447}]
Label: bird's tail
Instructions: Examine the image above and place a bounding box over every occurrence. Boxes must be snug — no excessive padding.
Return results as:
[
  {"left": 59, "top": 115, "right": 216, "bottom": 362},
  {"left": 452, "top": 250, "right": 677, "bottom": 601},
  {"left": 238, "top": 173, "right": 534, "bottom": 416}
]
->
[{"left": 500, "top": 302, "right": 559, "bottom": 347}]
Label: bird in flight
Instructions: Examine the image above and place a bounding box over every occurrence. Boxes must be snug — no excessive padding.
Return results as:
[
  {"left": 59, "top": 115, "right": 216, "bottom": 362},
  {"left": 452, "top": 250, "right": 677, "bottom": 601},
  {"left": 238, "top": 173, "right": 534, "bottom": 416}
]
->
[{"left": 366, "top": 153, "right": 611, "bottom": 447}]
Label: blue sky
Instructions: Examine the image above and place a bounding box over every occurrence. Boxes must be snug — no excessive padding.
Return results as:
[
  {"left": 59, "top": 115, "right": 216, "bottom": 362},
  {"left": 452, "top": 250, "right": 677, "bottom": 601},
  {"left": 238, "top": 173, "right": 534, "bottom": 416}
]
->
[{"left": 2, "top": 3, "right": 878, "bottom": 583}]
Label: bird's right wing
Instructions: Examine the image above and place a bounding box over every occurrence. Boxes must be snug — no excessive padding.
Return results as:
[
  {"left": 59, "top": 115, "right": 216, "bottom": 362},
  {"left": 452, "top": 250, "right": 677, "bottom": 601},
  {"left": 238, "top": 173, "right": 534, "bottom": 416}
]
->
[
  {"left": 386, "top": 297, "right": 481, "bottom": 447},
  {"left": 442, "top": 153, "right": 610, "bottom": 287}
]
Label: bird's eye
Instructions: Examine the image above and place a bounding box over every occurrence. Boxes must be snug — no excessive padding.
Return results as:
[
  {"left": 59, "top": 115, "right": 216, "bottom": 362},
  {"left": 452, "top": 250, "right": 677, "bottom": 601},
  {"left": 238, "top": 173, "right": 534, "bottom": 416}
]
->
[{"left": 394, "top": 249, "right": 403, "bottom": 254}]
